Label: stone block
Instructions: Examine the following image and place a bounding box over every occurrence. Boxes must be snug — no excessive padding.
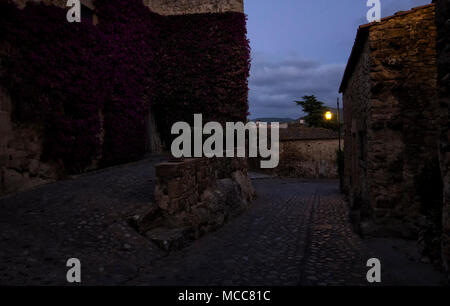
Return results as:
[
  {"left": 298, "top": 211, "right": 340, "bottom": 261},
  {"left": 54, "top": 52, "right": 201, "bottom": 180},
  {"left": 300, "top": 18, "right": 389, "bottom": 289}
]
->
[
  {"left": 28, "top": 159, "right": 40, "bottom": 176},
  {"left": 157, "top": 194, "right": 170, "bottom": 211},
  {"left": 186, "top": 193, "right": 198, "bottom": 207},
  {"left": 154, "top": 157, "right": 254, "bottom": 245},
  {"left": 232, "top": 170, "right": 255, "bottom": 203},
  {"left": 1, "top": 168, "right": 25, "bottom": 194},
  {"left": 191, "top": 204, "right": 210, "bottom": 226},
  {"left": 167, "top": 178, "right": 183, "bottom": 198},
  {"left": 0, "top": 111, "right": 12, "bottom": 134},
  {"left": 7, "top": 149, "right": 28, "bottom": 169},
  {"left": 37, "top": 162, "right": 58, "bottom": 179}
]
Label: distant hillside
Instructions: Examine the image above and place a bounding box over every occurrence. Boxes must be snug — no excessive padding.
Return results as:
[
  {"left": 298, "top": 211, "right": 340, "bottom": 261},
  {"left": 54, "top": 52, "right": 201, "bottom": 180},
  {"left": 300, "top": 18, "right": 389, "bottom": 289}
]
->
[{"left": 251, "top": 118, "right": 295, "bottom": 123}]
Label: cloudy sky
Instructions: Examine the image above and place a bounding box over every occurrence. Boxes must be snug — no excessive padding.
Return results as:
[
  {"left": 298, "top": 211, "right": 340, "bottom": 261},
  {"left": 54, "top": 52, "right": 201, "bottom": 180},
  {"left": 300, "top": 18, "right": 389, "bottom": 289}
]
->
[{"left": 244, "top": 0, "right": 431, "bottom": 119}]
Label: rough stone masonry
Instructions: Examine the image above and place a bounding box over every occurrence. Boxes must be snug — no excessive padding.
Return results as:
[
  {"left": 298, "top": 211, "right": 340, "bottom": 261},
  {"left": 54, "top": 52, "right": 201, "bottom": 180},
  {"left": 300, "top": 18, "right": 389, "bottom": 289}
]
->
[
  {"left": 435, "top": 0, "right": 450, "bottom": 276},
  {"left": 249, "top": 127, "right": 342, "bottom": 179},
  {"left": 136, "top": 157, "right": 255, "bottom": 250},
  {"left": 339, "top": 5, "right": 441, "bottom": 248}
]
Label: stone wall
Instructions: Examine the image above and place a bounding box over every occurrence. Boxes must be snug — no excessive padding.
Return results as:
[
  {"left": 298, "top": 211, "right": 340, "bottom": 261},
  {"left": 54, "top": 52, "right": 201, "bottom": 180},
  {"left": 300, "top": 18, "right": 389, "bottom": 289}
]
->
[
  {"left": 435, "top": 0, "right": 450, "bottom": 276},
  {"left": 0, "top": 86, "right": 164, "bottom": 196},
  {"left": 143, "top": 0, "right": 243, "bottom": 15},
  {"left": 1, "top": 0, "right": 244, "bottom": 196},
  {"left": 342, "top": 36, "right": 372, "bottom": 226},
  {"left": 249, "top": 139, "right": 341, "bottom": 179},
  {"left": 0, "top": 10, "right": 62, "bottom": 196},
  {"left": 342, "top": 5, "right": 440, "bottom": 241},
  {"left": 0, "top": 88, "right": 61, "bottom": 196},
  {"left": 141, "top": 157, "right": 254, "bottom": 245},
  {"left": 279, "top": 139, "right": 341, "bottom": 179},
  {"left": 368, "top": 5, "right": 439, "bottom": 239}
]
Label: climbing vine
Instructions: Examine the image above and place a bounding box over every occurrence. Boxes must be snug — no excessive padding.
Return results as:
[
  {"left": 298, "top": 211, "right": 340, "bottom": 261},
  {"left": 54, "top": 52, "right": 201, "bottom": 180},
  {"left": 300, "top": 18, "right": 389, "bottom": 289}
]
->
[{"left": 0, "top": 0, "right": 250, "bottom": 172}]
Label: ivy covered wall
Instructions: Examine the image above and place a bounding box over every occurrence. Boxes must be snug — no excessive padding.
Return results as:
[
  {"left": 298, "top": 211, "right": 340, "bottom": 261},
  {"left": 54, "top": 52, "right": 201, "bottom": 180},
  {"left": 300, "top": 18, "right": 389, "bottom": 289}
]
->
[{"left": 0, "top": 0, "right": 250, "bottom": 175}]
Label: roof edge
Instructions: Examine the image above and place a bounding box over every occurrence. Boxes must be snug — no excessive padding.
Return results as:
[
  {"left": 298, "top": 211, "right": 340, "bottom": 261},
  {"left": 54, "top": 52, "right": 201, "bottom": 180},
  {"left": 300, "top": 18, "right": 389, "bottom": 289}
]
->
[{"left": 338, "top": 3, "right": 435, "bottom": 93}]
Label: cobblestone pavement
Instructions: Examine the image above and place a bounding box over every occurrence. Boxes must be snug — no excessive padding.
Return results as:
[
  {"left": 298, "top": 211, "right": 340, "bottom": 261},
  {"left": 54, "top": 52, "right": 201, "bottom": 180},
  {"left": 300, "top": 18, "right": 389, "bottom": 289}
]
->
[
  {"left": 0, "top": 157, "right": 168, "bottom": 285},
  {"left": 131, "top": 179, "right": 369, "bottom": 286},
  {"left": 0, "top": 160, "right": 445, "bottom": 285}
]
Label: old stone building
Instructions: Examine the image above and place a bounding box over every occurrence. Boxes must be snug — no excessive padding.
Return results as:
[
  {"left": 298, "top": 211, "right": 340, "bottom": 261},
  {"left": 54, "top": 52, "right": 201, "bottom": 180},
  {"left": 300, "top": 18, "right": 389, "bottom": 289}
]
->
[
  {"left": 0, "top": 0, "right": 247, "bottom": 195},
  {"left": 339, "top": 4, "right": 442, "bottom": 247},
  {"left": 435, "top": 0, "right": 450, "bottom": 275}
]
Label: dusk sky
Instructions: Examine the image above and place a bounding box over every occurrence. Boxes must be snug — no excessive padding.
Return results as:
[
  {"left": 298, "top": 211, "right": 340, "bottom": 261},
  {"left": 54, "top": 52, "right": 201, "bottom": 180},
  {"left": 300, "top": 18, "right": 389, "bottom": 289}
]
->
[{"left": 245, "top": 0, "right": 431, "bottom": 119}]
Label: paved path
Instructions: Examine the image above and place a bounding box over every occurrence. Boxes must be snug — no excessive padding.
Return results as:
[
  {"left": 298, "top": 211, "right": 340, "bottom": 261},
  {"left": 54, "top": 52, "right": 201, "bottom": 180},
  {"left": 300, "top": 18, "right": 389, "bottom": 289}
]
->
[
  {"left": 0, "top": 160, "right": 445, "bottom": 285},
  {"left": 0, "top": 157, "right": 167, "bottom": 285},
  {"left": 131, "top": 179, "right": 368, "bottom": 286}
]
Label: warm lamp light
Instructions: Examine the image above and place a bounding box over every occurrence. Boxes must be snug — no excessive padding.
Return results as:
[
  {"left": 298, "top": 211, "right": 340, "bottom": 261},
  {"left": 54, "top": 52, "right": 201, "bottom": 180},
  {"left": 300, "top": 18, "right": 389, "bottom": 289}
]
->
[{"left": 325, "top": 111, "right": 333, "bottom": 120}]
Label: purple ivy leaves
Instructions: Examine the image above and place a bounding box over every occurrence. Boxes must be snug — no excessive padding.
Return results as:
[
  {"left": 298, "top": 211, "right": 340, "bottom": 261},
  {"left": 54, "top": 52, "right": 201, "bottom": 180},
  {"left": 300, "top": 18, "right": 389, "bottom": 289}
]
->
[{"left": 0, "top": 0, "right": 250, "bottom": 172}]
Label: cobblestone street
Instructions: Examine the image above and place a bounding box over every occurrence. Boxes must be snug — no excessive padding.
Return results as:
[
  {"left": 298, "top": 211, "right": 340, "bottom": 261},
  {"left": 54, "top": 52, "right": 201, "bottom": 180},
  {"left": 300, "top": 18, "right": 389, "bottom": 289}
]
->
[
  {"left": 132, "top": 178, "right": 369, "bottom": 286},
  {"left": 0, "top": 159, "right": 446, "bottom": 285}
]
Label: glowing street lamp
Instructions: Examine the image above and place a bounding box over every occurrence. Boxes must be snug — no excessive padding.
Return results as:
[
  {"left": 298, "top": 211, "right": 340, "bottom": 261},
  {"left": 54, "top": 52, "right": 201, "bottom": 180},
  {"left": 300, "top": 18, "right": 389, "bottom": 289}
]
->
[{"left": 325, "top": 111, "right": 333, "bottom": 120}]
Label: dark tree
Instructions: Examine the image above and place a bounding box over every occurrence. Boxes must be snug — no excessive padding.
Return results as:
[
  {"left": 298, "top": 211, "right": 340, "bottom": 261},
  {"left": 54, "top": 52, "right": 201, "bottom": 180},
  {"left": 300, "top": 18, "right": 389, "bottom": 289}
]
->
[
  {"left": 294, "top": 95, "right": 339, "bottom": 130},
  {"left": 295, "top": 95, "right": 326, "bottom": 127}
]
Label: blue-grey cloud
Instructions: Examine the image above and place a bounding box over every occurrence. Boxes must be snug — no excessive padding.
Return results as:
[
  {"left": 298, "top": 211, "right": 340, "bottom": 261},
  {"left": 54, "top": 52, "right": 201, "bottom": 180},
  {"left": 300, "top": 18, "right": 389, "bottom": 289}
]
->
[
  {"left": 246, "top": 0, "right": 431, "bottom": 119},
  {"left": 249, "top": 53, "right": 345, "bottom": 119}
]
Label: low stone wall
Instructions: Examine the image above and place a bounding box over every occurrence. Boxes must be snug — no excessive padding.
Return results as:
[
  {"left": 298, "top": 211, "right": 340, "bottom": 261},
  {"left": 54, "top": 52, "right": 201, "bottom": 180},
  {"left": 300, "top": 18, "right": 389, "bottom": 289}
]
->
[
  {"left": 278, "top": 139, "right": 341, "bottom": 179},
  {"left": 250, "top": 139, "right": 342, "bottom": 179},
  {"left": 138, "top": 157, "right": 254, "bottom": 249}
]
